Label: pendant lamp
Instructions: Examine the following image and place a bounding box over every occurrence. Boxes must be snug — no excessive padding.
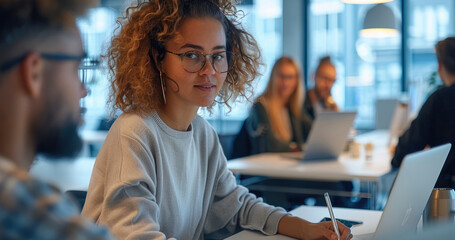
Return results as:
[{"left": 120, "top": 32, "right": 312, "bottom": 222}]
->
[
  {"left": 361, "top": 3, "right": 398, "bottom": 38},
  {"left": 341, "top": 0, "right": 393, "bottom": 4}
]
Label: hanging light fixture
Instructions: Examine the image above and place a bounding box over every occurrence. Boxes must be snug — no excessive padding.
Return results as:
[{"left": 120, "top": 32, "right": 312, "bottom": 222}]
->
[
  {"left": 341, "top": 0, "right": 393, "bottom": 4},
  {"left": 361, "top": 3, "right": 399, "bottom": 38}
]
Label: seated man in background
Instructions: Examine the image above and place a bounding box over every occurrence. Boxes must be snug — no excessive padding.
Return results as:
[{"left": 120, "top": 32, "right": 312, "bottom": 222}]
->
[
  {"left": 0, "top": 0, "right": 113, "bottom": 239},
  {"left": 303, "top": 56, "right": 339, "bottom": 120},
  {"left": 392, "top": 37, "right": 455, "bottom": 188}
]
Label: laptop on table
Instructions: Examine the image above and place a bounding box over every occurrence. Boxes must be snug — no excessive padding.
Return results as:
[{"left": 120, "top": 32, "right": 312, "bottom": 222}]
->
[
  {"left": 300, "top": 111, "right": 356, "bottom": 161},
  {"left": 353, "top": 143, "right": 452, "bottom": 240}
]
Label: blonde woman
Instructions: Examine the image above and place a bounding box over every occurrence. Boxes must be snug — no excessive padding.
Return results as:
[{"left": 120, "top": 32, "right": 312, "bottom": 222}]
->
[{"left": 245, "top": 57, "right": 312, "bottom": 154}]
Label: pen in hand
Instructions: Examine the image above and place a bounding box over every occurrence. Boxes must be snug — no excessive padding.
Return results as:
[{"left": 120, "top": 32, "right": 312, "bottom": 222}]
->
[{"left": 324, "top": 192, "right": 341, "bottom": 240}]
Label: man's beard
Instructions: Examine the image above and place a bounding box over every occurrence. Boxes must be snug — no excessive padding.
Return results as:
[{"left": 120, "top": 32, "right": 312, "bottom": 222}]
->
[
  {"left": 35, "top": 117, "right": 83, "bottom": 159},
  {"left": 34, "top": 93, "right": 83, "bottom": 160}
]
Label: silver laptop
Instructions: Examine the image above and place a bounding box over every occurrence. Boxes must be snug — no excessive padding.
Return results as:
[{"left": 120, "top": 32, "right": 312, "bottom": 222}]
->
[
  {"left": 301, "top": 111, "right": 356, "bottom": 161},
  {"left": 381, "top": 221, "right": 455, "bottom": 240},
  {"left": 354, "top": 143, "right": 452, "bottom": 240}
]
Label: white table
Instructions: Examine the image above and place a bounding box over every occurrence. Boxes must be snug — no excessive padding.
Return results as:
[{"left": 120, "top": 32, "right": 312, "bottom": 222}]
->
[
  {"left": 227, "top": 130, "right": 393, "bottom": 209},
  {"left": 29, "top": 157, "right": 96, "bottom": 192},
  {"left": 29, "top": 130, "right": 393, "bottom": 205},
  {"left": 79, "top": 130, "right": 108, "bottom": 157},
  {"left": 226, "top": 205, "right": 382, "bottom": 240},
  {"left": 28, "top": 130, "right": 107, "bottom": 191},
  {"left": 227, "top": 152, "right": 390, "bottom": 182},
  {"left": 80, "top": 130, "right": 109, "bottom": 144}
]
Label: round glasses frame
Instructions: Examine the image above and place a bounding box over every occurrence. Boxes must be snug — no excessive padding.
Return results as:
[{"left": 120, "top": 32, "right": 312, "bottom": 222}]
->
[{"left": 166, "top": 50, "right": 236, "bottom": 73}]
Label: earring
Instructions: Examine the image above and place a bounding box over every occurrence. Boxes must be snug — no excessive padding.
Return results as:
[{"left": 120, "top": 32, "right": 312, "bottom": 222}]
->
[{"left": 160, "top": 71, "right": 166, "bottom": 104}]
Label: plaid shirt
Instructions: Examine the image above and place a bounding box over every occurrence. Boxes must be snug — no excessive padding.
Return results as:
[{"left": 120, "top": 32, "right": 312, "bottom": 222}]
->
[{"left": 0, "top": 157, "right": 115, "bottom": 240}]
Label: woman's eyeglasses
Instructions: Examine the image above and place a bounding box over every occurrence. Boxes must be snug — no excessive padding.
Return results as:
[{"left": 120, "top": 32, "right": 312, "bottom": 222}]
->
[{"left": 166, "top": 50, "right": 236, "bottom": 73}]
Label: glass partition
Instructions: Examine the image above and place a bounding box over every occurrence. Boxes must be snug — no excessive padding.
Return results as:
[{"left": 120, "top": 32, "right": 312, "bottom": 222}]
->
[
  {"left": 198, "top": 0, "right": 283, "bottom": 134},
  {"left": 407, "top": 0, "right": 455, "bottom": 116},
  {"left": 308, "top": 0, "right": 402, "bottom": 129}
]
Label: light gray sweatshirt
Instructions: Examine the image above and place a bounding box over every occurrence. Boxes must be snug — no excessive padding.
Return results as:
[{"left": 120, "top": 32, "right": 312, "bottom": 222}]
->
[{"left": 82, "top": 112, "right": 288, "bottom": 240}]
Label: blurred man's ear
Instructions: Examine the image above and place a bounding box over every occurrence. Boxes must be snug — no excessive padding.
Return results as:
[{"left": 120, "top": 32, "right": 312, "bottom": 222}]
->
[
  {"left": 437, "top": 61, "right": 444, "bottom": 80},
  {"left": 437, "top": 61, "right": 452, "bottom": 86},
  {"left": 20, "top": 52, "right": 44, "bottom": 98}
]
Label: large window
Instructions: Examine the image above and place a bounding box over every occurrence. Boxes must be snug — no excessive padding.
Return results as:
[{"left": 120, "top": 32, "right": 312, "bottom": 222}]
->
[
  {"left": 407, "top": 0, "right": 455, "bottom": 115},
  {"left": 308, "top": 0, "right": 402, "bottom": 129},
  {"left": 307, "top": 0, "right": 454, "bottom": 129},
  {"left": 77, "top": 6, "right": 118, "bottom": 131},
  {"left": 199, "top": 0, "right": 283, "bottom": 134}
]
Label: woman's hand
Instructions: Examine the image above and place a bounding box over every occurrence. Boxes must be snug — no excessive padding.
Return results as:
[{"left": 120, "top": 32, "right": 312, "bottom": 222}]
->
[{"left": 278, "top": 215, "right": 353, "bottom": 240}]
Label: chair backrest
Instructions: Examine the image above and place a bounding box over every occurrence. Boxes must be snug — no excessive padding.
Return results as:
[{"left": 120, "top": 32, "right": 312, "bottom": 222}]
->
[
  {"left": 65, "top": 190, "right": 88, "bottom": 212},
  {"left": 375, "top": 98, "right": 399, "bottom": 130},
  {"left": 230, "top": 120, "right": 252, "bottom": 159},
  {"left": 388, "top": 102, "right": 409, "bottom": 146},
  {"left": 218, "top": 133, "right": 236, "bottom": 160}
]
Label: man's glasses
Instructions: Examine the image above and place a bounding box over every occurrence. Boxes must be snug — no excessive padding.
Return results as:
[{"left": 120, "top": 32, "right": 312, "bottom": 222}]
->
[
  {"left": 0, "top": 52, "right": 87, "bottom": 72},
  {"left": 166, "top": 50, "right": 236, "bottom": 73},
  {"left": 316, "top": 74, "right": 336, "bottom": 84}
]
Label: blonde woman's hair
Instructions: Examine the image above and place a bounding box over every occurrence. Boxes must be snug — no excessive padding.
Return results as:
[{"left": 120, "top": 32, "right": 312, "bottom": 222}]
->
[
  {"left": 107, "top": 0, "right": 261, "bottom": 116},
  {"left": 258, "top": 56, "right": 304, "bottom": 141}
]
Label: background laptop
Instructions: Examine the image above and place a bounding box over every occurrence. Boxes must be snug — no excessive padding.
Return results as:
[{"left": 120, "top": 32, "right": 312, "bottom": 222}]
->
[
  {"left": 301, "top": 111, "right": 356, "bottom": 161},
  {"left": 354, "top": 143, "right": 452, "bottom": 240}
]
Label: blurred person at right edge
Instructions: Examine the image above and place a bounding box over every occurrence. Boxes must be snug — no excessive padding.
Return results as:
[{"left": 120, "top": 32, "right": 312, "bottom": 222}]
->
[
  {"left": 303, "top": 56, "right": 339, "bottom": 120},
  {"left": 391, "top": 37, "right": 455, "bottom": 188}
]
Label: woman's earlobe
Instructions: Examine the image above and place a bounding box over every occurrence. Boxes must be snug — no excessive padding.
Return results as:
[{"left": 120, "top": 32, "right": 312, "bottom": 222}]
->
[{"left": 151, "top": 50, "right": 162, "bottom": 72}]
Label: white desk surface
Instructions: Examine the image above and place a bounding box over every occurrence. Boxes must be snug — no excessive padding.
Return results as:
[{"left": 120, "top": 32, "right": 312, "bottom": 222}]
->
[
  {"left": 226, "top": 205, "right": 382, "bottom": 240},
  {"left": 28, "top": 130, "right": 392, "bottom": 193},
  {"left": 80, "top": 130, "right": 108, "bottom": 144},
  {"left": 78, "top": 130, "right": 108, "bottom": 157},
  {"left": 29, "top": 157, "right": 96, "bottom": 192},
  {"left": 28, "top": 131, "right": 106, "bottom": 190},
  {"left": 227, "top": 130, "right": 392, "bottom": 182}
]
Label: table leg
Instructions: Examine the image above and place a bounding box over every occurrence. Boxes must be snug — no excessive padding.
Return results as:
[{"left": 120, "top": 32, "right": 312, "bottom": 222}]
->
[{"left": 368, "top": 181, "right": 377, "bottom": 210}]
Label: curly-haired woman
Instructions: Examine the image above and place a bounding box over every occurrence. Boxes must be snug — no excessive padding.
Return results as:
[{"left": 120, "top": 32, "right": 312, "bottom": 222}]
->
[{"left": 81, "top": 0, "right": 352, "bottom": 239}]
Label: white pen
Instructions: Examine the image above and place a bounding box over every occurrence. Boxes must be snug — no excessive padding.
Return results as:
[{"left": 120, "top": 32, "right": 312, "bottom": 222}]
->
[{"left": 324, "top": 192, "right": 341, "bottom": 240}]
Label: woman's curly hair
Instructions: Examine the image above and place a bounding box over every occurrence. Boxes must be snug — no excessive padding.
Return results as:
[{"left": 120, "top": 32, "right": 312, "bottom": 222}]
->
[{"left": 108, "top": 0, "right": 262, "bottom": 116}]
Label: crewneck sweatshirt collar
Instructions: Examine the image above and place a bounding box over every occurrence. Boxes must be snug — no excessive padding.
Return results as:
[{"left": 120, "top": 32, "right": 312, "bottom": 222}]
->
[{"left": 151, "top": 111, "right": 194, "bottom": 139}]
